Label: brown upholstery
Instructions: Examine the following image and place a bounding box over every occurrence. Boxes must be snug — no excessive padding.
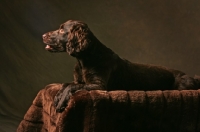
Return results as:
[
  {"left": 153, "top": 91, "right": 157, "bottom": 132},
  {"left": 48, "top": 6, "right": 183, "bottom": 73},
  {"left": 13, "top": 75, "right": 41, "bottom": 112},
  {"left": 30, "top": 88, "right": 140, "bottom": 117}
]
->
[{"left": 17, "top": 83, "right": 200, "bottom": 132}]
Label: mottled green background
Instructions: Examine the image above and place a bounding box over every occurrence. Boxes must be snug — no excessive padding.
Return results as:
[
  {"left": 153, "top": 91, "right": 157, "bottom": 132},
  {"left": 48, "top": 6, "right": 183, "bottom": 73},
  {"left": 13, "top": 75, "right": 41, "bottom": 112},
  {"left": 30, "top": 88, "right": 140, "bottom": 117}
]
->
[{"left": 1, "top": 0, "right": 200, "bottom": 131}]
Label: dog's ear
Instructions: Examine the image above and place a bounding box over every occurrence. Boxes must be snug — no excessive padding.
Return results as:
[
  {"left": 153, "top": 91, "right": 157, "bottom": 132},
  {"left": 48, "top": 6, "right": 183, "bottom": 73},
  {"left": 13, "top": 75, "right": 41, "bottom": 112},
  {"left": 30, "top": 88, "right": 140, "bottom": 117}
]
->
[{"left": 66, "top": 22, "right": 91, "bottom": 56}]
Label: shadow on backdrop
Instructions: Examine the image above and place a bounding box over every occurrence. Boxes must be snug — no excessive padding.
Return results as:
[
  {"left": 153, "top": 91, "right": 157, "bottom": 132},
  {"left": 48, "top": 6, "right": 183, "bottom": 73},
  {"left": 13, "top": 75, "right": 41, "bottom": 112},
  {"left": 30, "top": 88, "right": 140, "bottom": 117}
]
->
[{"left": 1, "top": 0, "right": 200, "bottom": 131}]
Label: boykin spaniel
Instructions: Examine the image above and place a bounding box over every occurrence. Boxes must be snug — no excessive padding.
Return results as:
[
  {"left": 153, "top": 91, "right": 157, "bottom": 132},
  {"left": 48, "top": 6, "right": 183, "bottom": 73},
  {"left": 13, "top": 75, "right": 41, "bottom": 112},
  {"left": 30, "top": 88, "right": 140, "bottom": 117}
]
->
[{"left": 43, "top": 20, "right": 200, "bottom": 112}]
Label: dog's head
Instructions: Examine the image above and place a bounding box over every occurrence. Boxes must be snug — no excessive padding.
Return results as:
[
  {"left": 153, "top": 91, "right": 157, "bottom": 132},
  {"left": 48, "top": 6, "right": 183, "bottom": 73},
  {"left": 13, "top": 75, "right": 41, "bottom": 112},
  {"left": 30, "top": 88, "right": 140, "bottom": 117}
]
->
[{"left": 42, "top": 20, "right": 92, "bottom": 56}]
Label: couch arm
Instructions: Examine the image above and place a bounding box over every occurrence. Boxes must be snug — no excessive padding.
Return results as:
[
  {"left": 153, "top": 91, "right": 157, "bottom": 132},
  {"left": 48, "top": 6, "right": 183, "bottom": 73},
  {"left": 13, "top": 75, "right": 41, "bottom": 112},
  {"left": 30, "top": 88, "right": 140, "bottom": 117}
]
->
[{"left": 17, "top": 83, "right": 200, "bottom": 132}]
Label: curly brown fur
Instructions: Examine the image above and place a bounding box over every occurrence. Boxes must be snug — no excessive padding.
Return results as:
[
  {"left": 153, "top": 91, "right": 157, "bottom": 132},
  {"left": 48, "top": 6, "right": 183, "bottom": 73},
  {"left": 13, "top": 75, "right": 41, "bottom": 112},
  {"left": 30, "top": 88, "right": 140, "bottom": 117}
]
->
[{"left": 43, "top": 20, "right": 200, "bottom": 112}]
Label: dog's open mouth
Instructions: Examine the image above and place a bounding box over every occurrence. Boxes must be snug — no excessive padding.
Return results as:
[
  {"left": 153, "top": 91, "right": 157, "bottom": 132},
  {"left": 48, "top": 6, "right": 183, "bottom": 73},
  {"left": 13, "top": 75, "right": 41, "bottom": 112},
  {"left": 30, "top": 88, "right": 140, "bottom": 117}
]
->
[
  {"left": 45, "top": 45, "right": 53, "bottom": 50},
  {"left": 45, "top": 44, "right": 58, "bottom": 52},
  {"left": 44, "top": 44, "right": 66, "bottom": 53}
]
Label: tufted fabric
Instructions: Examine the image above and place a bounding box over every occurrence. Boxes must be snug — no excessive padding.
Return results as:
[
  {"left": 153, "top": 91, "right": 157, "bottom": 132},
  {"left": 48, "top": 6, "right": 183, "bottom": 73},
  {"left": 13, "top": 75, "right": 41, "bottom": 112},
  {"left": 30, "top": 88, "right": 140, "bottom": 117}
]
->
[{"left": 17, "top": 83, "right": 200, "bottom": 132}]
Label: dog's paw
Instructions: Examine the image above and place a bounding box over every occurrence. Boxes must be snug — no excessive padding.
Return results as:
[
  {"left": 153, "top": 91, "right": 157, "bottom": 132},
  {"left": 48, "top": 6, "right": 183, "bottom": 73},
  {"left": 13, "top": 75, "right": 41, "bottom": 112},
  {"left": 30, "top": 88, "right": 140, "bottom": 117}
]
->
[
  {"left": 54, "top": 83, "right": 70, "bottom": 107},
  {"left": 54, "top": 94, "right": 61, "bottom": 107},
  {"left": 54, "top": 87, "right": 72, "bottom": 112}
]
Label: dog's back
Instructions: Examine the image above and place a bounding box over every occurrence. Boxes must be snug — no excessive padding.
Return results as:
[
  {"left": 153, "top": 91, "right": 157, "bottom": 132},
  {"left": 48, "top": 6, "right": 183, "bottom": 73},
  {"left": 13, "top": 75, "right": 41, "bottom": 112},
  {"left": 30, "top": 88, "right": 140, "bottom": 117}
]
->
[
  {"left": 107, "top": 57, "right": 176, "bottom": 91},
  {"left": 106, "top": 56, "right": 200, "bottom": 91}
]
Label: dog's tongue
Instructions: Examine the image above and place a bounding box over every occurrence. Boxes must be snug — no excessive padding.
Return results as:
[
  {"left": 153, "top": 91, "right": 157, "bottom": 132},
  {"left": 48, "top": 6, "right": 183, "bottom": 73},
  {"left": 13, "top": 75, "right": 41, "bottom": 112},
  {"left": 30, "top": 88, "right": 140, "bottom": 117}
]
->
[{"left": 45, "top": 45, "right": 51, "bottom": 50}]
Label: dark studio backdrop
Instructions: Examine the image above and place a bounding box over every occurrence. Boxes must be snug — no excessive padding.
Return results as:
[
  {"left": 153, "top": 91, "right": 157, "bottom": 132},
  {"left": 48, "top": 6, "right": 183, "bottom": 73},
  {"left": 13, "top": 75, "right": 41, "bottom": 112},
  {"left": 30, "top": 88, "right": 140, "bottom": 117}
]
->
[{"left": 1, "top": 0, "right": 200, "bottom": 131}]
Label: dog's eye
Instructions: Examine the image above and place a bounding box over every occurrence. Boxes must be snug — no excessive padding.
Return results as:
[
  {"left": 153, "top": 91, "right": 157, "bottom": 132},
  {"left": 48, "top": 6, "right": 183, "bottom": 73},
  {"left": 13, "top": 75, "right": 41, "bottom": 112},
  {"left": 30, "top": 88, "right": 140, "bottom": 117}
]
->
[{"left": 59, "top": 29, "right": 65, "bottom": 34}]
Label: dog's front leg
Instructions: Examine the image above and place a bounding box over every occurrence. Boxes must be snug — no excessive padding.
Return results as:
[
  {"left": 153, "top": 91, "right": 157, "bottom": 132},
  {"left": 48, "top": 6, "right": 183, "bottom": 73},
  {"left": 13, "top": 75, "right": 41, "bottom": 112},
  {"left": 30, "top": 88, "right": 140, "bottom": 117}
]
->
[
  {"left": 54, "top": 83, "right": 71, "bottom": 108},
  {"left": 54, "top": 83, "right": 103, "bottom": 112}
]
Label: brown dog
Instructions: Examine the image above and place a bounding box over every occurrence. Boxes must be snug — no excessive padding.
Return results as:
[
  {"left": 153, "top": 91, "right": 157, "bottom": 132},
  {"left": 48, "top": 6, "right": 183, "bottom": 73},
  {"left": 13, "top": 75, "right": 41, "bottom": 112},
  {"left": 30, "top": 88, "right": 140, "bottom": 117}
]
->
[{"left": 43, "top": 20, "right": 200, "bottom": 112}]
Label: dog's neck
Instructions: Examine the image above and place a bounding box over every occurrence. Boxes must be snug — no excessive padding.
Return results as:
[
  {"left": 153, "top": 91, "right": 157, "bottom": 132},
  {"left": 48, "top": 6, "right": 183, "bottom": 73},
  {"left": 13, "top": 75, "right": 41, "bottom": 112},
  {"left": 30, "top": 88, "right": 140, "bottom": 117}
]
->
[{"left": 75, "top": 36, "right": 115, "bottom": 68}]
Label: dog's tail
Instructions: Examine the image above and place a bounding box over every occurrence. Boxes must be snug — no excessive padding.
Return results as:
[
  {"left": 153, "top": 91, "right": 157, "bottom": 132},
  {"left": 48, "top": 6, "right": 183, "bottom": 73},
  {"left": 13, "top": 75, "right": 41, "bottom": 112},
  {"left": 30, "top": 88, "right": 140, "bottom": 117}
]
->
[
  {"left": 194, "top": 75, "right": 200, "bottom": 89},
  {"left": 175, "top": 74, "right": 200, "bottom": 90}
]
